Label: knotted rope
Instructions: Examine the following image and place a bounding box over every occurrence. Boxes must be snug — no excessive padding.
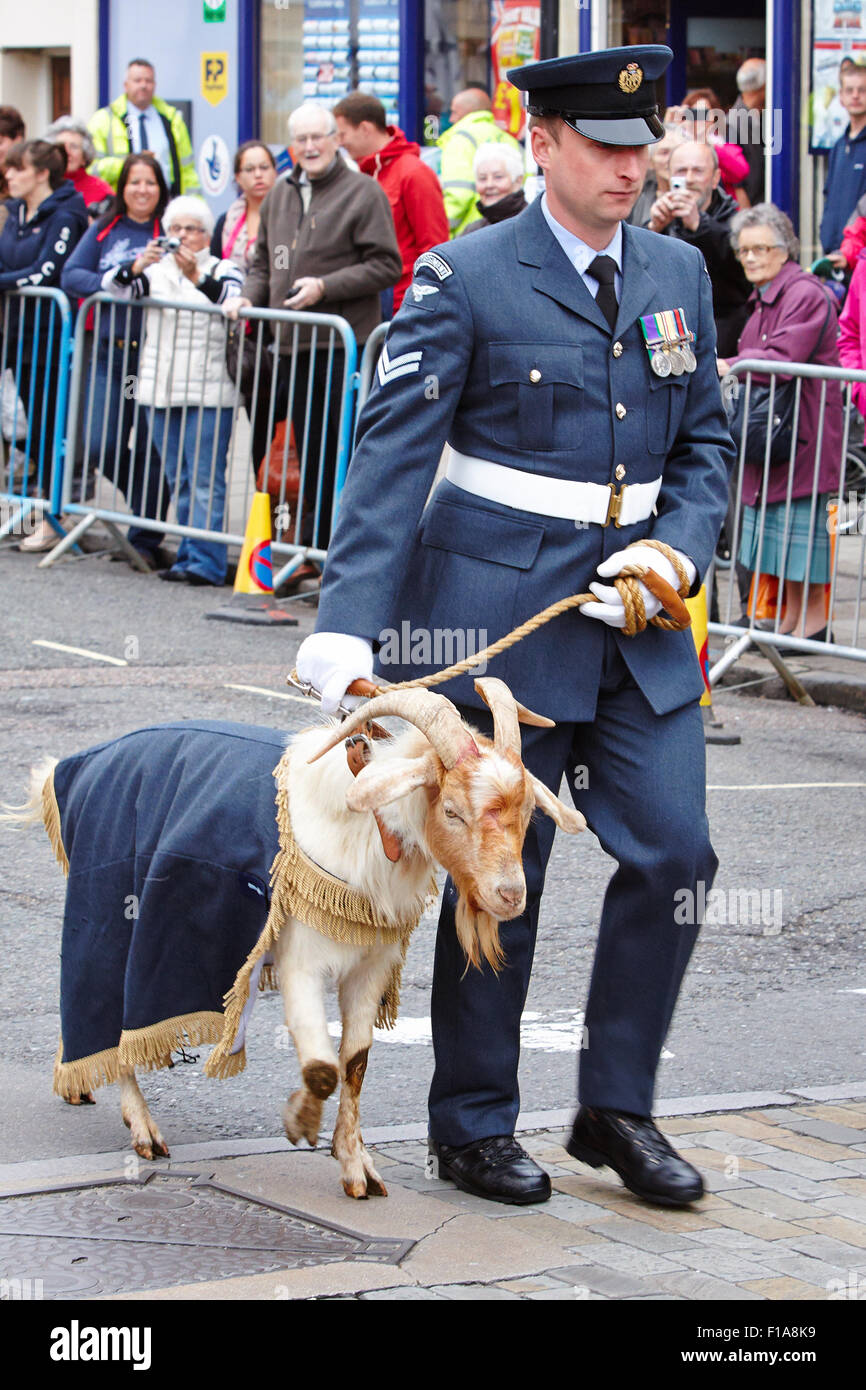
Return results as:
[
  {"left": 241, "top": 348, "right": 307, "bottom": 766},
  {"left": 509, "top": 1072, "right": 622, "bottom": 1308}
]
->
[{"left": 370, "top": 540, "right": 691, "bottom": 694}]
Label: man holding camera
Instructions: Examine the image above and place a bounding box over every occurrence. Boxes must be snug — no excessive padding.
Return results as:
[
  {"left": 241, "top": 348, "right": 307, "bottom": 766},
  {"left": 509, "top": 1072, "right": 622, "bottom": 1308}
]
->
[{"left": 648, "top": 140, "right": 750, "bottom": 355}]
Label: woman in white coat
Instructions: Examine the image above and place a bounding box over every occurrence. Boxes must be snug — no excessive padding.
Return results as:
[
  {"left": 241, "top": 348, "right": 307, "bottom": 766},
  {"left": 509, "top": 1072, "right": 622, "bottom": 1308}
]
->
[{"left": 105, "top": 196, "right": 242, "bottom": 585}]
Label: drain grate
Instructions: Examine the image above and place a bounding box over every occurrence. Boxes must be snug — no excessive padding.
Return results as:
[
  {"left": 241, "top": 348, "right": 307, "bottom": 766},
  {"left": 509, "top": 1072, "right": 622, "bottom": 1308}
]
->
[{"left": 0, "top": 1171, "right": 414, "bottom": 1298}]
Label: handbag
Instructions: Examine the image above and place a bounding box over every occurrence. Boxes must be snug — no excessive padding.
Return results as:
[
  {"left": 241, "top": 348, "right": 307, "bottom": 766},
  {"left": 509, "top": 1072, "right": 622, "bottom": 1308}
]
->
[
  {"left": 225, "top": 318, "right": 258, "bottom": 399},
  {"left": 727, "top": 292, "right": 834, "bottom": 468},
  {"left": 727, "top": 377, "right": 797, "bottom": 467}
]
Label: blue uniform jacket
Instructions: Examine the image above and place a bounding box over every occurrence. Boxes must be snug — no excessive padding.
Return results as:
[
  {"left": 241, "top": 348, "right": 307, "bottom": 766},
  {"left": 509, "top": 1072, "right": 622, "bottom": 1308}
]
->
[
  {"left": 317, "top": 198, "right": 734, "bottom": 722},
  {"left": 820, "top": 124, "right": 866, "bottom": 255}
]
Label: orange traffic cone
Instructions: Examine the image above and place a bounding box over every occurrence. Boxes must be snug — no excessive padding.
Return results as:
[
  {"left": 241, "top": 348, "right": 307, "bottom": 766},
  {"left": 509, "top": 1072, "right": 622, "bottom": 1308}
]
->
[
  {"left": 206, "top": 492, "right": 298, "bottom": 626},
  {"left": 687, "top": 584, "right": 740, "bottom": 744}
]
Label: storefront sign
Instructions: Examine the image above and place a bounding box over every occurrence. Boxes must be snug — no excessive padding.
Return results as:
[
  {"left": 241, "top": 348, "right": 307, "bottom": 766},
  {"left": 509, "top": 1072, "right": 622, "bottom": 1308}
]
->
[
  {"left": 490, "top": 1, "right": 540, "bottom": 138},
  {"left": 198, "top": 133, "right": 231, "bottom": 195},
  {"left": 201, "top": 51, "right": 229, "bottom": 107},
  {"left": 811, "top": 0, "right": 866, "bottom": 150}
]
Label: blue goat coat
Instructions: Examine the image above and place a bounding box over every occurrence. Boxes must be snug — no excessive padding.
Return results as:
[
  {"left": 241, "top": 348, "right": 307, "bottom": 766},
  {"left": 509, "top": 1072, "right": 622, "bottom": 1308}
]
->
[{"left": 52, "top": 721, "right": 284, "bottom": 1076}]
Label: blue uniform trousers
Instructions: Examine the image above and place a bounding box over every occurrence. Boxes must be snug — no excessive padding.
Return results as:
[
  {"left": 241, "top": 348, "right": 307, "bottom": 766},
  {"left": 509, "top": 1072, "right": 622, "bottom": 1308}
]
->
[{"left": 428, "top": 635, "right": 717, "bottom": 1145}]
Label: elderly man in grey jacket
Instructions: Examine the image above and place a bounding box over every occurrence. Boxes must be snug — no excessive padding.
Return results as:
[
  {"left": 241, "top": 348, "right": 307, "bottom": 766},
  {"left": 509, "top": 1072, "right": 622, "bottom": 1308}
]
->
[{"left": 228, "top": 103, "right": 401, "bottom": 562}]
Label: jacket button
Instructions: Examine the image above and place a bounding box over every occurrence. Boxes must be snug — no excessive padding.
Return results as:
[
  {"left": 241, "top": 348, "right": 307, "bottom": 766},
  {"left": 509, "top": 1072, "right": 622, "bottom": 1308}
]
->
[
  {"left": 615, "top": 402, "right": 627, "bottom": 419},
  {"left": 612, "top": 341, "right": 623, "bottom": 358},
  {"left": 615, "top": 464, "right": 626, "bottom": 480},
  {"left": 529, "top": 368, "right": 542, "bottom": 383}
]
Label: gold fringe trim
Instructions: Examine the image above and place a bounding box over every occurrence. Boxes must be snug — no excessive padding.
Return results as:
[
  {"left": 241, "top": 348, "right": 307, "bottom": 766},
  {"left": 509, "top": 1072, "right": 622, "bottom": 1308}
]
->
[
  {"left": 119, "top": 1012, "right": 225, "bottom": 1072},
  {"left": 54, "top": 1038, "right": 119, "bottom": 1098},
  {"left": 42, "top": 768, "right": 69, "bottom": 877},
  {"left": 204, "top": 752, "right": 436, "bottom": 1079},
  {"left": 52, "top": 1012, "right": 225, "bottom": 1098}
]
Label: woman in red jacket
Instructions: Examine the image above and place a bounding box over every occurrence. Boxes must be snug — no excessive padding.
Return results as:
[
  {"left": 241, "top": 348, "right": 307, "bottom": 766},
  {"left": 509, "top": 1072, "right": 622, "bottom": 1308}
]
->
[{"left": 43, "top": 117, "right": 113, "bottom": 220}]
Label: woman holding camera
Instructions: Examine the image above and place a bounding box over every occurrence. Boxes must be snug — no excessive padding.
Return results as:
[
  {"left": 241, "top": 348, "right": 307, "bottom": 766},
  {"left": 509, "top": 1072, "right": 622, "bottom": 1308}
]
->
[{"left": 57, "top": 153, "right": 171, "bottom": 564}]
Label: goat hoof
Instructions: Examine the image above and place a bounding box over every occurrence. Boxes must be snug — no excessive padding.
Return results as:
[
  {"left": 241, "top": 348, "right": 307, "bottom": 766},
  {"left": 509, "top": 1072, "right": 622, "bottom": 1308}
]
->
[
  {"left": 302, "top": 1060, "right": 339, "bottom": 1099},
  {"left": 342, "top": 1177, "right": 369, "bottom": 1200},
  {"left": 65, "top": 1091, "right": 96, "bottom": 1106},
  {"left": 283, "top": 1092, "right": 321, "bottom": 1147}
]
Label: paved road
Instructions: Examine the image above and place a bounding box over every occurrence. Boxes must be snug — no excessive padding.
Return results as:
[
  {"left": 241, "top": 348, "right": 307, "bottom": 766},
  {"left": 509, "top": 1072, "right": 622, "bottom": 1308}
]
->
[{"left": 1, "top": 543, "right": 865, "bottom": 1166}]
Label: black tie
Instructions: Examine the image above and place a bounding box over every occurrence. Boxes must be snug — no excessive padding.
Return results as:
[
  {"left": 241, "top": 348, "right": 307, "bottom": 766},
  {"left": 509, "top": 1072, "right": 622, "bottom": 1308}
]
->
[
  {"left": 139, "top": 112, "right": 148, "bottom": 152},
  {"left": 588, "top": 254, "right": 618, "bottom": 331}
]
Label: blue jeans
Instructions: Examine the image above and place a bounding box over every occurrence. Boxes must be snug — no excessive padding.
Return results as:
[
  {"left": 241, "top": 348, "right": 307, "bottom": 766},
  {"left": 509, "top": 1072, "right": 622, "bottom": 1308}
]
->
[{"left": 154, "top": 406, "right": 232, "bottom": 584}]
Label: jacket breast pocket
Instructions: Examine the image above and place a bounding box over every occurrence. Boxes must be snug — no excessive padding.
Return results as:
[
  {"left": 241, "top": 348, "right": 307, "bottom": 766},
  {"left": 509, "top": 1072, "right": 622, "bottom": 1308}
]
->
[
  {"left": 489, "top": 342, "right": 584, "bottom": 452},
  {"left": 646, "top": 371, "right": 689, "bottom": 456}
]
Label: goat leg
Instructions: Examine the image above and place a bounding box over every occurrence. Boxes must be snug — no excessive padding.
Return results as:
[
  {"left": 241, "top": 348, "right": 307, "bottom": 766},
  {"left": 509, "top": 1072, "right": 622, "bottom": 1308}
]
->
[
  {"left": 118, "top": 1067, "right": 169, "bottom": 1159},
  {"left": 276, "top": 922, "right": 340, "bottom": 1148},
  {"left": 333, "top": 952, "right": 398, "bottom": 1198}
]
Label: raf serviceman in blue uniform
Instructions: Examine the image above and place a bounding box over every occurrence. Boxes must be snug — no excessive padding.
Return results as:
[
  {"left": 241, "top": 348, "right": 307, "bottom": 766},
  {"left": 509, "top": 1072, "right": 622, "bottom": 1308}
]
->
[{"left": 296, "top": 46, "right": 734, "bottom": 1208}]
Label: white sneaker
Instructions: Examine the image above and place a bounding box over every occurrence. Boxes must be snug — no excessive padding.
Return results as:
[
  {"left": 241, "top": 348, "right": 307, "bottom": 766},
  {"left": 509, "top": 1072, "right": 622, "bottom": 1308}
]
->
[{"left": 19, "top": 515, "right": 66, "bottom": 553}]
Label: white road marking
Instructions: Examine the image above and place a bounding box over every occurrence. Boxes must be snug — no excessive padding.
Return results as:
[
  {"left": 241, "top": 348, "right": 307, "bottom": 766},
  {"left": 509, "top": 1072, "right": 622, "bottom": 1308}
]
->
[
  {"left": 224, "top": 683, "right": 312, "bottom": 704},
  {"left": 707, "top": 782, "right": 866, "bottom": 791},
  {"left": 328, "top": 1011, "right": 675, "bottom": 1057},
  {"left": 838, "top": 989, "right": 866, "bottom": 995},
  {"left": 32, "top": 639, "right": 127, "bottom": 666}
]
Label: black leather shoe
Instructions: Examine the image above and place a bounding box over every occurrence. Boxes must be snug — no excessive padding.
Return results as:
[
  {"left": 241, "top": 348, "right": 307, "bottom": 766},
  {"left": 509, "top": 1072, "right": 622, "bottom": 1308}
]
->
[
  {"left": 429, "top": 1135, "right": 551, "bottom": 1205},
  {"left": 185, "top": 572, "right": 222, "bottom": 587},
  {"left": 158, "top": 567, "right": 188, "bottom": 583},
  {"left": 566, "top": 1107, "right": 704, "bottom": 1207}
]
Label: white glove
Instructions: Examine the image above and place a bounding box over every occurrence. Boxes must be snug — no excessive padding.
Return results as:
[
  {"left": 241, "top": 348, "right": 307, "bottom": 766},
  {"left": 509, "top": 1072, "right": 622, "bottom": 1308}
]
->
[
  {"left": 582, "top": 545, "right": 697, "bottom": 629},
  {"left": 295, "top": 632, "right": 374, "bottom": 715}
]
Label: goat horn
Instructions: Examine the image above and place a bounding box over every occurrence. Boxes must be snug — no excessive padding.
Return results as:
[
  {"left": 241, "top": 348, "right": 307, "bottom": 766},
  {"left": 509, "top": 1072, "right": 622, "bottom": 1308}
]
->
[
  {"left": 474, "top": 678, "right": 555, "bottom": 755},
  {"left": 308, "top": 688, "right": 479, "bottom": 769}
]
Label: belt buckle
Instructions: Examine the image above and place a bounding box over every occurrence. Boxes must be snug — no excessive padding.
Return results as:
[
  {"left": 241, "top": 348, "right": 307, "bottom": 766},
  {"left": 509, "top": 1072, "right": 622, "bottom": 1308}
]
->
[{"left": 604, "top": 482, "right": 627, "bottom": 528}]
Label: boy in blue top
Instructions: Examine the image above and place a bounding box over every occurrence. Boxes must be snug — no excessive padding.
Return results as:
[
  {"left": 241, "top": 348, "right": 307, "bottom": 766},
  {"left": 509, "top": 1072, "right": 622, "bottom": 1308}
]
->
[{"left": 821, "top": 62, "right": 866, "bottom": 257}]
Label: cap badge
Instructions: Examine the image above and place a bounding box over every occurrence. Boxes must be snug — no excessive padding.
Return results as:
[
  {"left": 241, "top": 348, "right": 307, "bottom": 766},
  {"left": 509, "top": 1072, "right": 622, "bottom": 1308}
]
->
[{"left": 618, "top": 63, "right": 644, "bottom": 94}]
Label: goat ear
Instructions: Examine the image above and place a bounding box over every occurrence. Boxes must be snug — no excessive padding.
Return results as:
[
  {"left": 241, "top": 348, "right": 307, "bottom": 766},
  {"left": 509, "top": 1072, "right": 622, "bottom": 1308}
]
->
[
  {"left": 345, "top": 754, "right": 440, "bottom": 812},
  {"left": 529, "top": 774, "right": 586, "bottom": 833}
]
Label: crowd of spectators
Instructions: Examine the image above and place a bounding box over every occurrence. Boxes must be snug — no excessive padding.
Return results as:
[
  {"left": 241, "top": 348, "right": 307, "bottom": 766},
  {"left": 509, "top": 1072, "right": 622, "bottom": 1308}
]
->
[{"left": 1, "top": 51, "right": 865, "bottom": 616}]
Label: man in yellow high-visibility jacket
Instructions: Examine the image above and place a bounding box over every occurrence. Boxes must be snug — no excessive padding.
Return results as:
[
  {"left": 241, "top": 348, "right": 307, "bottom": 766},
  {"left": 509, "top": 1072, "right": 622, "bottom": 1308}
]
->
[
  {"left": 88, "top": 58, "right": 199, "bottom": 197},
  {"left": 438, "top": 89, "right": 521, "bottom": 236}
]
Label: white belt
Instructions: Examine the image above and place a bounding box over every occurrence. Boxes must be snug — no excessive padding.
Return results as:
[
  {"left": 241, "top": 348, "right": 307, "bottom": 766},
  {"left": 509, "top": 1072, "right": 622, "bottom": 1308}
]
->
[{"left": 445, "top": 449, "right": 662, "bottom": 528}]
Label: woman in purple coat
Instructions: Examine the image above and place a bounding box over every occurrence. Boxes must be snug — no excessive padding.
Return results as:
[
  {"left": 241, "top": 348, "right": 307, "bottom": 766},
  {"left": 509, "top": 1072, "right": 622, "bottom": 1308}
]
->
[{"left": 718, "top": 204, "right": 842, "bottom": 642}]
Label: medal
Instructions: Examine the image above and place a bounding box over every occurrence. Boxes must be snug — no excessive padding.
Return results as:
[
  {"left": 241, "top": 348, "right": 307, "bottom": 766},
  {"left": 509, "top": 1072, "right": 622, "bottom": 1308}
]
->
[
  {"left": 668, "top": 347, "right": 686, "bottom": 376},
  {"left": 681, "top": 344, "right": 697, "bottom": 373},
  {"left": 651, "top": 348, "right": 671, "bottom": 377}
]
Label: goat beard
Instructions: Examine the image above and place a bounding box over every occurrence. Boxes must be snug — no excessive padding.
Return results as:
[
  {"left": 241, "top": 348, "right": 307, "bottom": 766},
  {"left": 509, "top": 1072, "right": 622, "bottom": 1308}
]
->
[{"left": 454, "top": 893, "right": 505, "bottom": 975}]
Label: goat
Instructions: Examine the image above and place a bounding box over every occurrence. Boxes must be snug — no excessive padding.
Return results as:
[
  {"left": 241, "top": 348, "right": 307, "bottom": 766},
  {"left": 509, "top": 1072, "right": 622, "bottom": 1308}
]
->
[{"left": 3, "top": 679, "right": 584, "bottom": 1198}]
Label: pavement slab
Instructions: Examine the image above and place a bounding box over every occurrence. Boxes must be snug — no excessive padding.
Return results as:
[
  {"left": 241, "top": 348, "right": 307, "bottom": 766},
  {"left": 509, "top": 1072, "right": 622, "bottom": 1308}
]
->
[{"left": 4, "top": 1094, "right": 866, "bottom": 1301}]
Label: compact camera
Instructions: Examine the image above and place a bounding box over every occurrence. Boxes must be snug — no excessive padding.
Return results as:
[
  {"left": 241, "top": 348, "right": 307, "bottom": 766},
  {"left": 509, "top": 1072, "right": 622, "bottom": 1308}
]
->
[
  {"left": 670, "top": 176, "right": 687, "bottom": 192},
  {"left": 154, "top": 235, "right": 182, "bottom": 252}
]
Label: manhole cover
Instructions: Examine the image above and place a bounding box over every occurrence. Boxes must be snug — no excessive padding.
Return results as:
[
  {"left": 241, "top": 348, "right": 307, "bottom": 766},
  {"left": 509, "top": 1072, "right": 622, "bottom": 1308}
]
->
[{"left": 0, "top": 1171, "right": 414, "bottom": 1299}]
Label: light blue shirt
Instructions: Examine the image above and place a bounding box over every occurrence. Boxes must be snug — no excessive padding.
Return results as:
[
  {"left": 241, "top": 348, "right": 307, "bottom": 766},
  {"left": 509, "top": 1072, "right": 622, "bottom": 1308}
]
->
[
  {"left": 130, "top": 104, "right": 170, "bottom": 184},
  {"left": 540, "top": 194, "right": 623, "bottom": 303}
]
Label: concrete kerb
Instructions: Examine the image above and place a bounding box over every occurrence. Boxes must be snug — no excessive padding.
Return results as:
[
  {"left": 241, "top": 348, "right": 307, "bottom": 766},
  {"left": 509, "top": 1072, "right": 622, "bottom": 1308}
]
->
[{"left": 3, "top": 1083, "right": 865, "bottom": 1195}]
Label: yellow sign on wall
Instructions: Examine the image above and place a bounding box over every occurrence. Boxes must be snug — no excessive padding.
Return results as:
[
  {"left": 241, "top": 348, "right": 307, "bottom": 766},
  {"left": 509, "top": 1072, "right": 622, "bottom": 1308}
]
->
[{"left": 201, "top": 52, "right": 228, "bottom": 107}]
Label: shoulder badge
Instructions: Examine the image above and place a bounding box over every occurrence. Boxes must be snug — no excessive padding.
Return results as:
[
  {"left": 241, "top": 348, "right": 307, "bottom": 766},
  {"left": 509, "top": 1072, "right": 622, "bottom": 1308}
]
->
[
  {"left": 414, "top": 250, "right": 453, "bottom": 281},
  {"left": 618, "top": 63, "right": 643, "bottom": 94},
  {"left": 410, "top": 283, "right": 439, "bottom": 303}
]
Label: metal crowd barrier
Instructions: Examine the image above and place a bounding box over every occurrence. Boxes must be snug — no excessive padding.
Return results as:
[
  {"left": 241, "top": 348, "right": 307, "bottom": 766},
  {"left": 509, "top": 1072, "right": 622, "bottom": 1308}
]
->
[
  {"left": 39, "top": 293, "right": 357, "bottom": 589},
  {"left": 356, "top": 321, "right": 390, "bottom": 424},
  {"left": 709, "top": 358, "right": 866, "bottom": 693},
  {"left": 0, "top": 288, "right": 73, "bottom": 541}
]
